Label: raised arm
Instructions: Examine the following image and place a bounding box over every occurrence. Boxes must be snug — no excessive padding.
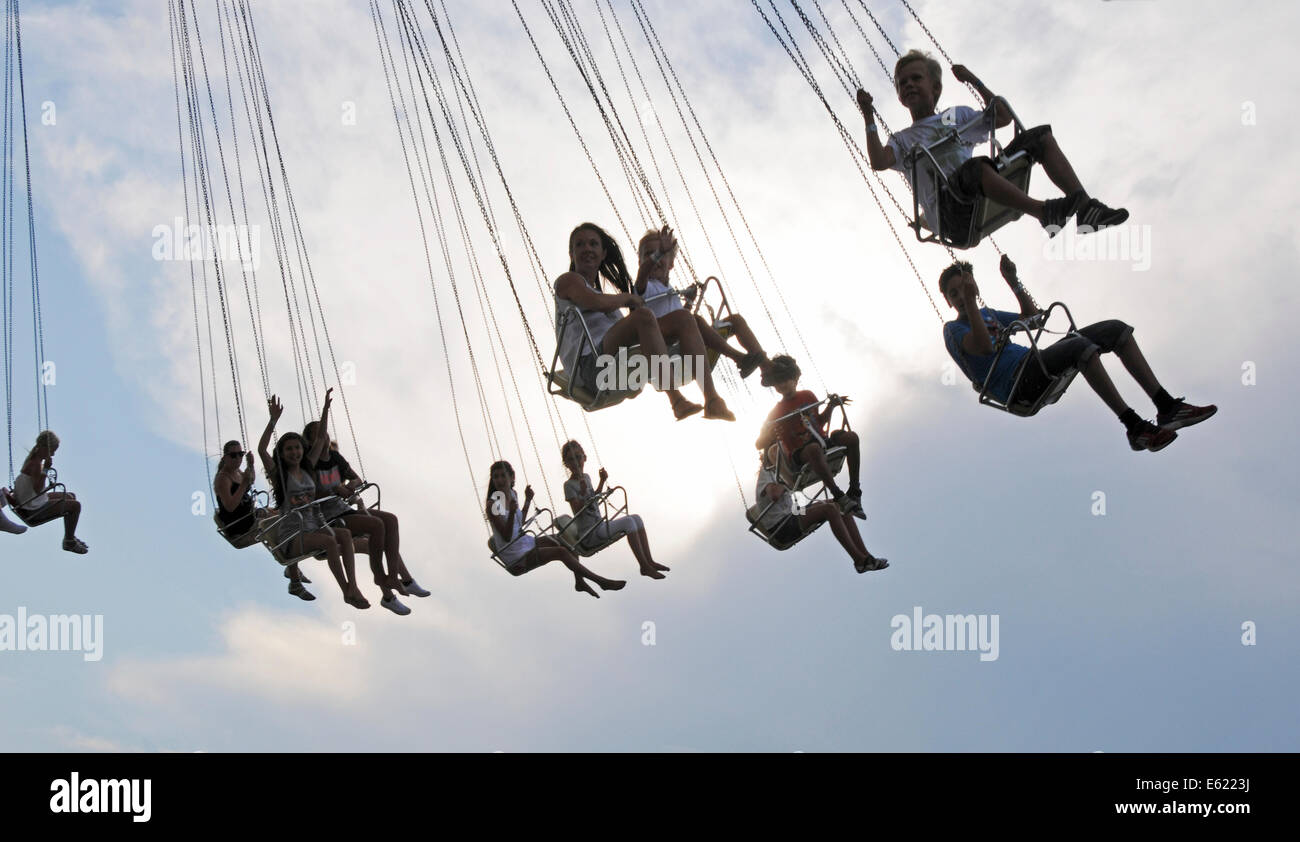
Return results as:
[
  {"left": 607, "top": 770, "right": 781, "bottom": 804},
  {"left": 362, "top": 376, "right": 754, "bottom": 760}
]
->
[
  {"left": 258, "top": 395, "right": 283, "bottom": 475},
  {"left": 952, "top": 65, "right": 1011, "bottom": 128},
  {"left": 856, "top": 89, "right": 896, "bottom": 171},
  {"left": 956, "top": 277, "right": 996, "bottom": 356},
  {"left": 306, "top": 388, "right": 333, "bottom": 466},
  {"left": 999, "top": 255, "right": 1039, "bottom": 320},
  {"left": 555, "top": 272, "right": 641, "bottom": 313},
  {"left": 635, "top": 225, "right": 677, "bottom": 295}
]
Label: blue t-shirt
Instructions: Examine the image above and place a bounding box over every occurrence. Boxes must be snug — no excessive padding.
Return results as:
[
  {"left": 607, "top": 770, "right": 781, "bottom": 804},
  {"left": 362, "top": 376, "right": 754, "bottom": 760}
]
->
[{"left": 943, "top": 308, "right": 1029, "bottom": 403}]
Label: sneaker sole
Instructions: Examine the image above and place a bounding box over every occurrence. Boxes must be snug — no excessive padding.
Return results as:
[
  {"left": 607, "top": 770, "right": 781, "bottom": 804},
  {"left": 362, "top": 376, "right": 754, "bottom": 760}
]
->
[{"left": 1159, "top": 406, "right": 1217, "bottom": 431}]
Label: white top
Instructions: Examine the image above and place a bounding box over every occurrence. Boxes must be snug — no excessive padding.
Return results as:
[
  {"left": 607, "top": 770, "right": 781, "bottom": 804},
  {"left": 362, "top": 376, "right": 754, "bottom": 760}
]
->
[
  {"left": 886, "top": 105, "right": 988, "bottom": 230},
  {"left": 489, "top": 489, "right": 536, "bottom": 566},
  {"left": 13, "top": 472, "right": 49, "bottom": 512},
  {"left": 751, "top": 468, "right": 793, "bottom": 532},
  {"left": 641, "top": 277, "right": 683, "bottom": 320},
  {"left": 556, "top": 283, "right": 623, "bottom": 374}
]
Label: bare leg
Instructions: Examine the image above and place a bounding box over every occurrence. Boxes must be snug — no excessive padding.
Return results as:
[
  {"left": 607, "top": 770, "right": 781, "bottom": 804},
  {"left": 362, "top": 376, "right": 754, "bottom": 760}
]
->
[
  {"left": 658, "top": 309, "right": 730, "bottom": 416},
  {"left": 1079, "top": 353, "right": 1131, "bottom": 417},
  {"left": 694, "top": 314, "right": 744, "bottom": 363},
  {"left": 1036, "top": 133, "right": 1086, "bottom": 197},
  {"left": 1112, "top": 333, "right": 1164, "bottom": 399},
  {"left": 799, "top": 442, "right": 843, "bottom": 498},
  {"left": 301, "top": 531, "right": 351, "bottom": 600},
  {"left": 600, "top": 307, "right": 668, "bottom": 359},
  {"left": 536, "top": 538, "right": 625, "bottom": 596},
  {"left": 374, "top": 510, "right": 413, "bottom": 582},
  {"left": 804, "top": 503, "right": 868, "bottom": 567},
  {"left": 829, "top": 430, "right": 861, "bottom": 490},
  {"left": 344, "top": 513, "right": 393, "bottom": 601},
  {"left": 980, "top": 163, "right": 1044, "bottom": 217}
]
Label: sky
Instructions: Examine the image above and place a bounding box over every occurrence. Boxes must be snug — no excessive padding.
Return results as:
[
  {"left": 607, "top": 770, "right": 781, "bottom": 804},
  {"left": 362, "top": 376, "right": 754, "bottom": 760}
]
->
[{"left": 0, "top": 0, "right": 1296, "bottom": 752}]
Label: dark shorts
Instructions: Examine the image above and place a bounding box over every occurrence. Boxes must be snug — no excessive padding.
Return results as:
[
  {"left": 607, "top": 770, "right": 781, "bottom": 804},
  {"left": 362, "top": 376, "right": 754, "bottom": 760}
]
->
[
  {"left": 771, "top": 518, "right": 804, "bottom": 545},
  {"left": 506, "top": 545, "right": 544, "bottom": 576},
  {"left": 572, "top": 353, "right": 601, "bottom": 395},
  {"left": 1012, "top": 319, "right": 1134, "bottom": 403},
  {"left": 788, "top": 439, "right": 818, "bottom": 470},
  {"left": 942, "top": 124, "right": 1053, "bottom": 240}
]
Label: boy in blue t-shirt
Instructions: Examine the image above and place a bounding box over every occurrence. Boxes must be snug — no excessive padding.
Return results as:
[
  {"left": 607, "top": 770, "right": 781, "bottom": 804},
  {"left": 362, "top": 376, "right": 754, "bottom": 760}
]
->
[
  {"left": 857, "top": 50, "right": 1128, "bottom": 243},
  {"left": 940, "top": 255, "right": 1216, "bottom": 452}
]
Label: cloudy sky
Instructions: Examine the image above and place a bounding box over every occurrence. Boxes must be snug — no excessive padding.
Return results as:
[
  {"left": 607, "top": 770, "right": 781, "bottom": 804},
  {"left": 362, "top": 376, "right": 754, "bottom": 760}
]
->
[{"left": 1, "top": 0, "right": 1296, "bottom": 752}]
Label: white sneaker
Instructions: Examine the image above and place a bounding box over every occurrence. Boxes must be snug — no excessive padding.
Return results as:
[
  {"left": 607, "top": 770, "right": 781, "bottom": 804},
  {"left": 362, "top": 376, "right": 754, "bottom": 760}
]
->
[
  {"left": 401, "top": 579, "right": 430, "bottom": 598},
  {"left": 381, "top": 595, "right": 411, "bottom": 616}
]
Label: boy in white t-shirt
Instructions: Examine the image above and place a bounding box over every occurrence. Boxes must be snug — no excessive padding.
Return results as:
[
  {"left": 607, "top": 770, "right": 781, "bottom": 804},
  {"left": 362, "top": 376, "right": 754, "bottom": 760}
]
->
[
  {"left": 749, "top": 461, "right": 888, "bottom": 575},
  {"left": 856, "top": 50, "right": 1127, "bottom": 245}
]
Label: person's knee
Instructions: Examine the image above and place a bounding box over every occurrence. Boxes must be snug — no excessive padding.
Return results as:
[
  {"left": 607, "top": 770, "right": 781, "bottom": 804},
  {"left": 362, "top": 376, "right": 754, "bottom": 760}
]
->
[
  {"left": 802, "top": 442, "right": 824, "bottom": 461},
  {"left": 837, "top": 430, "right": 859, "bottom": 447},
  {"left": 629, "top": 306, "right": 657, "bottom": 331},
  {"left": 728, "top": 313, "right": 748, "bottom": 331},
  {"left": 631, "top": 514, "right": 644, "bottom": 531}
]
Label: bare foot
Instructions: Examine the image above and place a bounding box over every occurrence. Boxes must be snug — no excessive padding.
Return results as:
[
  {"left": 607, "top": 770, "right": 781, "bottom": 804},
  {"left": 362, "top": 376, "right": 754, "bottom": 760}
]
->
[
  {"left": 651, "top": 561, "right": 670, "bottom": 572},
  {"left": 640, "top": 566, "right": 666, "bottom": 580},
  {"left": 575, "top": 579, "right": 600, "bottom": 598},
  {"left": 672, "top": 398, "right": 703, "bottom": 420},
  {"left": 598, "top": 578, "right": 626, "bottom": 592},
  {"left": 702, "top": 399, "right": 735, "bottom": 421}
]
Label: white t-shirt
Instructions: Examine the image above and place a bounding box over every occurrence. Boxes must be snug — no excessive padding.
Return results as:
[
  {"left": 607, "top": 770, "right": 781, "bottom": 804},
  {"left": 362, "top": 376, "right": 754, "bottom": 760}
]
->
[
  {"left": 886, "top": 105, "right": 989, "bottom": 229},
  {"left": 641, "top": 278, "right": 683, "bottom": 320},
  {"left": 750, "top": 468, "right": 793, "bottom": 532}
]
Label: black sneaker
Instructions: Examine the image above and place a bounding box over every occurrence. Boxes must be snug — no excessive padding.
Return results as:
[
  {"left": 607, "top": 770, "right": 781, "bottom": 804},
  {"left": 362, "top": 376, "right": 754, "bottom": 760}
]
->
[
  {"left": 1127, "top": 420, "right": 1177, "bottom": 452},
  {"left": 1157, "top": 399, "right": 1217, "bottom": 431},
  {"left": 1076, "top": 198, "right": 1129, "bottom": 233},
  {"left": 1040, "top": 190, "right": 1087, "bottom": 237},
  {"left": 737, "top": 352, "right": 766, "bottom": 379},
  {"left": 288, "top": 580, "right": 316, "bottom": 601}
]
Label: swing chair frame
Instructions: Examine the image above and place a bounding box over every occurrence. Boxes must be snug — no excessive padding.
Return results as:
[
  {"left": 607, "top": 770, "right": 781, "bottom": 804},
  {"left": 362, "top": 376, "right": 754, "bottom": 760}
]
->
[
  {"left": 904, "top": 96, "right": 1033, "bottom": 250},
  {"left": 547, "top": 275, "right": 736, "bottom": 411},
  {"left": 487, "top": 505, "right": 557, "bottom": 572},
  {"left": 747, "top": 478, "right": 840, "bottom": 551},
  {"left": 1, "top": 468, "right": 68, "bottom": 529},
  {"left": 762, "top": 398, "right": 852, "bottom": 494},
  {"left": 553, "top": 484, "right": 632, "bottom": 558},
  {"left": 976, "top": 301, "right": 1081, "bottom": 417}
]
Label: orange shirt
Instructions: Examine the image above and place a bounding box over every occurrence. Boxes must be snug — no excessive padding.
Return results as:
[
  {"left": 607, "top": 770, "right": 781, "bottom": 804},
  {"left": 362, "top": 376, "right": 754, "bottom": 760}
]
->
[{"left": 766, "top": 390, "right": 824, "bottom": 455}]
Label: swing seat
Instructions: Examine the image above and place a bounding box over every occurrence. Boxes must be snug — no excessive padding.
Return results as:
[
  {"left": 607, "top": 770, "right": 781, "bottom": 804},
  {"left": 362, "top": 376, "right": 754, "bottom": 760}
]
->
[
  {"left": 746, "top": 503, "right": 820, "bottom": 551},
  {"left": 764, "top": 442, "right": 848, "bottom": 495},
  {"left": 487, "top": 507, "right": 555, "bottom": 570},
  {"left": 906, "top": 97, "right": 1032, "bottom": 250},
  {"left": 976, "top": 301, "right": 1080, "bottom": 418},
  {"left": 553, "top": 513, "right": 627, "bottom": 557},
  {"left": 213, "top": 513, "right": 261, "bottom": 550},
  {"left": 1, "top": 482, "right": 66, "bottom": 528}
]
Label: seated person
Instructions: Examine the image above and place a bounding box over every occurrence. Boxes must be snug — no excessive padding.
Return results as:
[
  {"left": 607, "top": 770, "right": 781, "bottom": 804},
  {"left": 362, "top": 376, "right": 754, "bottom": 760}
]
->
[
  {"left": 0, "top": 490, "right": 27, "bottom": 535},
  {"left": 486, "top": 460, "right": 625, "bottom": 598},
  {"left": 555, "top": 221, "right": 734, "bottom": 420},
  {"left": 7, "top": 430, "right": 87, "bottom": 553},
  {"left": 635, "top": 226, "right": 768, "bottom": 419},
  {"left": 302, "top": 390, "right": 420, "bottom": 616},
  {"left": 560, "top": 440, "right": 668, "bottom": 580},
  {"left": 750, "top": 459, "right": 887, "bottom": 574},
  {"left": 940, "top": 255, "right": 1216, "bottom": 451},
  {"left": 259, "top": 395, "right": 369, "bottom": 609},
  {"left": 858, "top": 50, "right": 1127, "bottom": 243},
  {"left": 213, "top": 439, "right": 264, "bottom": 547},
  {"left": 756, "top": 355, "right": 865, "bottom": 518}
]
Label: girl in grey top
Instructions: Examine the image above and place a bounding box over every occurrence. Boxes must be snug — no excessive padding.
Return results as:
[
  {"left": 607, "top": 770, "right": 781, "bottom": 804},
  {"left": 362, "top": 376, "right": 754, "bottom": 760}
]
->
[{"left": 561, "top": 440, "right": 668, "bottom": 580}]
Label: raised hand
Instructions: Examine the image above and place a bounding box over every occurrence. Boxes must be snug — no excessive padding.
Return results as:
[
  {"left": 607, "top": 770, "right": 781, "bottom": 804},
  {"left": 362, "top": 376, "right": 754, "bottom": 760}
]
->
[
  {"left": 999, "top": 254, "right": 1019, "bottom": 283},
  {"left": 598, "top": 467, "right": 608, "bottom": 484},
  {"left": 323, "top": 387, "right": 334, "bottom": 411},
  {"left": 951, "top": 64, "right": 977, "bottom": 85},
  {"left": 856, "top": 87, "right": 874, "bottom": 114},
  {"left": 524, "top": 484, "right": 535, "bottom": 501},
  {"left": 268, "top": 395, "right": 284, "bottom": 422}
]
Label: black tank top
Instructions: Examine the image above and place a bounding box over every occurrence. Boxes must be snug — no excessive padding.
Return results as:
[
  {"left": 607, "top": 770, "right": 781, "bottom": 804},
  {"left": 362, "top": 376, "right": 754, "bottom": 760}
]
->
[{"left": 216, "top": 478, "right": 255, "bottom": 533}]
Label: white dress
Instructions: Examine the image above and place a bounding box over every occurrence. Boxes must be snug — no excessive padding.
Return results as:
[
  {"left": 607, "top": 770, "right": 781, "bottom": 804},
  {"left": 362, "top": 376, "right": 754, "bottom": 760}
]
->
[
  {"left": 13, "top": 472, "right": 50, "bottom": 512},
  {"left": 490, "top": 490, "right": 536, "bottom": 566}
]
